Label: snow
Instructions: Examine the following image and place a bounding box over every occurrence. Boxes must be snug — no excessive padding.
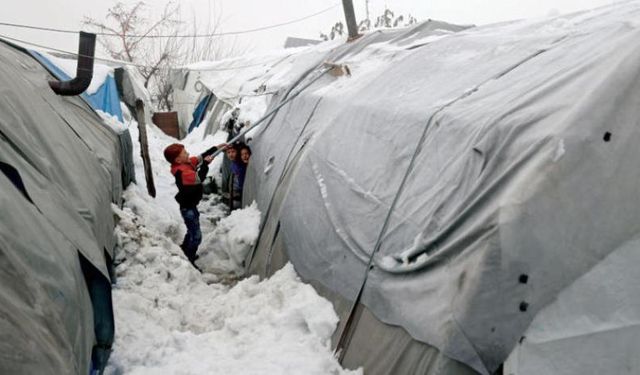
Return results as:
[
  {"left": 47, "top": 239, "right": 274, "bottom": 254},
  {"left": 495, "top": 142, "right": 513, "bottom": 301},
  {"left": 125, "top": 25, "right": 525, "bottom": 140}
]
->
[
  {"left": 196, "top": 202, "right": 262, "bottom": 279},
  {"left": 97, "top": 110, "right": 127, "bottom": 133},
  {"left": 43, "top": 52, "right": 114, "bottom": 95},
  {"left": 106, "top": 104, "right": 357, "bottom": 374},
  {"left": 108, "top": 203, "right": 355, "bottom": 375},
  {"left": 553, "top": 138, "right": 566, "bottom": 162}
]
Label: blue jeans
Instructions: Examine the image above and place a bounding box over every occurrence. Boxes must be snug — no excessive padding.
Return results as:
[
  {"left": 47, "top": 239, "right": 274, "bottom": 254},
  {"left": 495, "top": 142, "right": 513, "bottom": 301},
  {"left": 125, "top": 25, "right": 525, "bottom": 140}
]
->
[{"left": 180, "top": 207, "right": 202, "bottom": 261}]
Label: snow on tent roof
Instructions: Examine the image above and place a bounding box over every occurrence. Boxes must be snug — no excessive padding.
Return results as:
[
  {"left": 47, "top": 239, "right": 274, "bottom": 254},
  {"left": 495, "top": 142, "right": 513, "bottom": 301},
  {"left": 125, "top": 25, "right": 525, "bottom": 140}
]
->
[
  {"left": 30, "top": 50, "right": 124, "bottom": 122},
  {"left": 238, "top": 2, "right": 640, "bottom": 374},
  {"left": 172, "top": 20, "right": 470, "bottom": 138},
  {"left": 170, "top": 41, "right": 343, "bottom": 135},
  {"left": 181, "top": 49, "right": 297, "bottom": 103}
]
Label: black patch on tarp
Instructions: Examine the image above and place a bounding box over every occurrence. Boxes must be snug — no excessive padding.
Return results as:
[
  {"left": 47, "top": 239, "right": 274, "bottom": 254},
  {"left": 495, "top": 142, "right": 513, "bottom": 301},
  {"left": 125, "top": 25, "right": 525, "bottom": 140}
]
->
[{"left": 0, "top": 161, "right": 34, "bottom": 204}]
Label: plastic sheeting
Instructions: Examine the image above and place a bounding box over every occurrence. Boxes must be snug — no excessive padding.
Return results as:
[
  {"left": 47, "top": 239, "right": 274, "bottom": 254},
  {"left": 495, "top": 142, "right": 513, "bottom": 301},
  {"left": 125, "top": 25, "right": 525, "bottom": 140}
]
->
[
  {"left": 243, "top": 3, "right": 640, "bottom": 374},
  {"left": 0, "top": 40, "right": 123, "bottom": 373},
  {"left": 504, "top": 236, "right": 640, "bottom": 375},
  {"left": 30, "top": 50, "right": 124, "bottom": 122},
  {"left": 188, "top": 93, "right": 212, "bottom": 133},
  {"left": 170, "top": 42, "right": 342, "bottom": 137},
  {"left": 29, "top": 56, "right": 137, "bottom": 188},
  {"left": 0, "top": 174, "right": 95, "bottom": 375}
]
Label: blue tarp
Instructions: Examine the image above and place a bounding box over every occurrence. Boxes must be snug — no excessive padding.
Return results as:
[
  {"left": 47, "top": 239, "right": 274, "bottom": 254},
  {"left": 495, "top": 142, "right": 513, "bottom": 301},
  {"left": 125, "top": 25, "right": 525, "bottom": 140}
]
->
[
  {"left": 29, "top": 51, "right": 124, "bottom": 122},
  {"left": 188, "top": 93, "right": 212, "bottom": 133}
]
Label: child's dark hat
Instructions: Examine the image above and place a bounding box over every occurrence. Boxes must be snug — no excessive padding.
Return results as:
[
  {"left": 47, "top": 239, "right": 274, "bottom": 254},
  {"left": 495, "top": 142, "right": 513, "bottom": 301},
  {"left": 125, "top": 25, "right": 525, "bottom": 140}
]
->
[{"left": 164, "top": 143, "right": 184, "bottom": 163}]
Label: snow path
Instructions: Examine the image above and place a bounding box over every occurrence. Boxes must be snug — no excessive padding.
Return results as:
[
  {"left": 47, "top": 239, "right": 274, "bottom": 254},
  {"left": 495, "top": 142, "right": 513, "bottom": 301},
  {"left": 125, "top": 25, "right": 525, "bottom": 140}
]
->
[{"left": 103, "top": 108, "right": 359, "bottom": 374}]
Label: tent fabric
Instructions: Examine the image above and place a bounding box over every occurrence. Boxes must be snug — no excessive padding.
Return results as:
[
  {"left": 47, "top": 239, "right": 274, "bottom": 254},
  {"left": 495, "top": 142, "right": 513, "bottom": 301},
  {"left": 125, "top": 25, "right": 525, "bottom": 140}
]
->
[
  {"left": 0, "top": 39, "right": 123, "bottom": 374},
  {"left": 504, "top": 235, "right": 640, "bottom": 375},
  {"left": 0, "top": 175, "right": 95, "bottom": 375},
  {"left": 169, "top": 40, "right": 342, "bottom": 136},
  {"left": 188, "top": 93, "right": 213, "bottom": 133},
  {"left": 242, "top": 3, "right": 640, "bottom": 374},
  {"left": 114, "top": 66, "right": 154, "bottom": 127},
  {"left": 202, "top": 97, "right": 231, "bottom": 137},
  {"left": 118, "top": 129, "right": 137, "bottom": 187},
  {"left": 24, "top": 55, "right": 135, "bottom": 189},
  {"left": 250, "top": 223, "right": 477, "bottom": 375},
  {"left": 29, "top": 50, "right": 124, "bottom": 122}
]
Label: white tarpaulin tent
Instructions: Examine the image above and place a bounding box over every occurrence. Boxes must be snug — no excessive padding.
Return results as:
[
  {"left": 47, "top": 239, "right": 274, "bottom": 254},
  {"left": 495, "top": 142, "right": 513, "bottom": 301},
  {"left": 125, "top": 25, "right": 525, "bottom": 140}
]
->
[{"left": 178, "top": 1, "right": 640, "bottom": 374}]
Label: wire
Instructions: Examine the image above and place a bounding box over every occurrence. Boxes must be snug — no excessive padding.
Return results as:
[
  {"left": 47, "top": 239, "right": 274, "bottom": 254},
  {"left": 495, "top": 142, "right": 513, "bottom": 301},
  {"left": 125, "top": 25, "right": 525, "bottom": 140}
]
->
[
  {"left": 0, "top": 4, "right": 338, "bottom": 38},
  {"left": 0, "top": 33, "right": 152, "bottom": 68},
  {"left": 186, "top": 59, "right": 284, "bottom": 72},
  {"left": 0, "top": 33, "right": 293, "bottom": 73}
]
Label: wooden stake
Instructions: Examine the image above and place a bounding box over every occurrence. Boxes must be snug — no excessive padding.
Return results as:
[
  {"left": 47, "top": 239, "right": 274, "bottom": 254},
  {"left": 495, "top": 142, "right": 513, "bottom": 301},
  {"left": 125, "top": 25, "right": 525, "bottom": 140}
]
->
[
  {"left": 134, "top": 99, "right": 156, "bottom": 198},
  {"left": 342, "top": 0, "right": 360, "bottom": 40}
]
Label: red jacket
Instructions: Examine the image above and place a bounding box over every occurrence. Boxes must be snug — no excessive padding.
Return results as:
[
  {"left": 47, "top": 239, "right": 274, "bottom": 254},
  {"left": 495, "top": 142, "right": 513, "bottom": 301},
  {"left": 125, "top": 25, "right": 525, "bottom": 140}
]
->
[
  {"left": 171, "top": 156, "right": 203, "bottom": 185},
  {"left": 171, "top": 156, "right": 206, "bottom": 208}
]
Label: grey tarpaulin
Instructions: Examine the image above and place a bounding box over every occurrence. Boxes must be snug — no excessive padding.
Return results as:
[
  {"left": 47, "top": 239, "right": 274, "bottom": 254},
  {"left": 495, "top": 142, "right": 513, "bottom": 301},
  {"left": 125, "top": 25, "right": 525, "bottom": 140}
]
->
[
  {"left": 0, "top": 39, "right": 124, "bottom": 373},
  {"left": 0, "top": 175, "right": 95, "bottom": 375},
  {"left": 115, "top": 66, "right": 153, "bottom": 126},
  {"left": 244, "top": 3, "right": 640, "bottom": 374},
  {"left": 118, "top": 129, "right": 136, "bottom": 187},
  {"left": 504, "top": 235, "right": 640, "bottom": 374}
]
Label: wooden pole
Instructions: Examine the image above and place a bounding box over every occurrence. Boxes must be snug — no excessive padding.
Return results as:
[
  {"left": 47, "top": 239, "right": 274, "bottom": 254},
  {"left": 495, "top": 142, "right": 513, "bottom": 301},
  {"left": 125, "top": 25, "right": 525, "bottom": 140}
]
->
[
  {"left": 365, "top": 0, "right": 370, "bottom": 21},
  {"left": 341, "top": 0, "right": 360, "bottom": 40},
  {"left": 134, "top": 99, "right": 156, "bottom": 197}
]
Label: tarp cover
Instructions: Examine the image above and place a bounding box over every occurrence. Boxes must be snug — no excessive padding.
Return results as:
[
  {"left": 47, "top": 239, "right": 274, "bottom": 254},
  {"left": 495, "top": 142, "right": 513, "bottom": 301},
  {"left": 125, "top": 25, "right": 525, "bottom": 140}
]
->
[
  {"left": 0, "top": 40, "right": 123, "bottom": 373},
  {"left": 504, "top": 235, "right": 640, "bottom": 374},
  {"left": 188, "top": 93, "right": 212, "bottom": 133},
  {"left": 30, "top": 50, "right": 124, "bottom": 122},
  {"left": 170, "top": 42, "right": 341, "bottom": 136},
  {"left": 242, "top": 2, "right": 640, "bottom": 374}
]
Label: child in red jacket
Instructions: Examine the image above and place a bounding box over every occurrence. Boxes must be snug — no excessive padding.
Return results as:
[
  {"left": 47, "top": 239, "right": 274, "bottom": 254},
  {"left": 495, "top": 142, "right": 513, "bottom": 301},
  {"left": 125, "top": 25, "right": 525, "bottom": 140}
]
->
[{"left": 164, "top": 143, "right": 225, "bottom": 267}]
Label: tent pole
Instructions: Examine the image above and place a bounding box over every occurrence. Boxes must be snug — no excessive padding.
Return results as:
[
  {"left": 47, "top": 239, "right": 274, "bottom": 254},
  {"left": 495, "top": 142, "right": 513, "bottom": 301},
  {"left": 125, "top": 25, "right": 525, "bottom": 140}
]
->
[{"left": 134, "top": 100, "right": 157, "bottom": 197}]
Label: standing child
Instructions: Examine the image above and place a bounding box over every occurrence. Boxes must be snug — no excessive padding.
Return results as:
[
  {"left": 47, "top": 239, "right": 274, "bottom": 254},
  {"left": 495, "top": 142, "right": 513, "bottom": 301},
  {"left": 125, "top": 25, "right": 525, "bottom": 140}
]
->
[
  {"left": 226, "top": 144, "right": 247, "bottom": 210},
  {"left": 164, "top": 143, "right": 225, "bottom": 267}
]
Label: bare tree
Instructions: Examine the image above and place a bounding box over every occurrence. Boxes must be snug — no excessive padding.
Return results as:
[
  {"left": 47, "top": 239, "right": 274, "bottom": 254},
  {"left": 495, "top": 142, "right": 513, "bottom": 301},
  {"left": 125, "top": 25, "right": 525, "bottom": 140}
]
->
[
  {"left": 320, "top": 22, "right": 345, "bottom": 41},
  {"left": 84, "top": 1, "right": 244, "bottom": 111},
  {"left": 183, "top": 2, "right": 246, "bottom": 63}
]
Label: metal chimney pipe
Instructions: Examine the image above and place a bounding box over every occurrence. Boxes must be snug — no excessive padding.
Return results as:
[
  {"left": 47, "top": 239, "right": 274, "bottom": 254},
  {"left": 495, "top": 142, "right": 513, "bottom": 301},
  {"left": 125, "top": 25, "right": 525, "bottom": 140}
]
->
[{"left": 49, "top": 31, "right": 96, "bottom": 96}]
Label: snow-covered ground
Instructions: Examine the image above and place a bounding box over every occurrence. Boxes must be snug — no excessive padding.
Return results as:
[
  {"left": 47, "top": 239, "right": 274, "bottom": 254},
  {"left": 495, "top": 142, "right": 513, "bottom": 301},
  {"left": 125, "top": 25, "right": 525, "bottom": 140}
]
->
[{"left": 102, "top": 108, "right": 359, "bottom": 375}]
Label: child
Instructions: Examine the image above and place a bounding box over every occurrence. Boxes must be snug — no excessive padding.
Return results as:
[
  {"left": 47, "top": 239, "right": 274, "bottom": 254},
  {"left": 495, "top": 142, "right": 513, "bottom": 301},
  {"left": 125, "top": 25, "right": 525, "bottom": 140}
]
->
[
  {"left": 240, "top": 144, "right": 251, "bottom": 165},
  {"left": 164, "top": 143, "right": 225, "bottom": 267},
  {"left": 226, "top": 144, "right": 246, "bottom": 210}
]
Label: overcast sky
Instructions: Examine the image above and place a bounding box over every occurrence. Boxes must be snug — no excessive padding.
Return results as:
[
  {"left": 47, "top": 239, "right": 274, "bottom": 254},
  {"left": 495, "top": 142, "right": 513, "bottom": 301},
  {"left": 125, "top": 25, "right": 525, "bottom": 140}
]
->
[{"left": 1, "top": 0, "right": 623, "bottom": 61}]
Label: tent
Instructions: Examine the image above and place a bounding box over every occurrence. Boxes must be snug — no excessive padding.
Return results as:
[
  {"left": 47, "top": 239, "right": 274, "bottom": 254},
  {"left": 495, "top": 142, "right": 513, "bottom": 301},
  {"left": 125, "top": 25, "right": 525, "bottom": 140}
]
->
[
  {"left": 169, "top": 44, "right": 338, "bottom": 138},
  {"left": 0, "top": 39, "right": 131, "bottom": 374},
  {"left": 30, "top": 50, "right": 124, "bottom": 122},
  {"left": 211, "top": 2, "right": 640, "bottom": 374},
  {"left": 28, "top": 51, "right": 140, "bottom": 189},
  {"left": 188, "top": 93, "right": 214, "bottom": 133}
]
